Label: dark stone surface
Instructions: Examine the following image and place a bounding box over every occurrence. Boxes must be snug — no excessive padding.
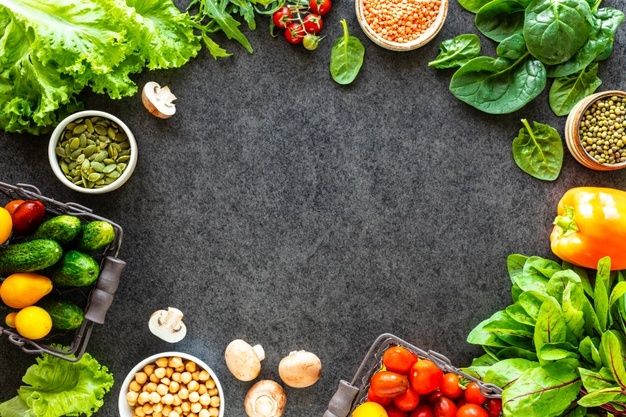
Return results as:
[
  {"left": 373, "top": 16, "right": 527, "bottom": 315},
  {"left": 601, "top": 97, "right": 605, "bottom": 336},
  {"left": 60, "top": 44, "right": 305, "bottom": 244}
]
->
[{"left": 0, "top": 1, "right": 625, "bottom": 416}]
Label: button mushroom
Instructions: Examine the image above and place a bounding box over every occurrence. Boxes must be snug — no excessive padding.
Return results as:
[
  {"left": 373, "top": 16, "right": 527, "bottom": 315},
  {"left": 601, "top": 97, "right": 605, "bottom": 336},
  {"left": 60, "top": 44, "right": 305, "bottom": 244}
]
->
[
  {"left": 224, "top": 339, "right": 265, "bottom": 381},
  {"left": 148, "top": 307, "right": 187, "bottom": 343},
  {"left": 278, "top": 350, "right": 322, "bottom": 388},
  {"left": 142, "top": 81, "right": 177, "bottom": 119},
  {"left": 244, "top": 380, "right": 287, "bottom": 417}
]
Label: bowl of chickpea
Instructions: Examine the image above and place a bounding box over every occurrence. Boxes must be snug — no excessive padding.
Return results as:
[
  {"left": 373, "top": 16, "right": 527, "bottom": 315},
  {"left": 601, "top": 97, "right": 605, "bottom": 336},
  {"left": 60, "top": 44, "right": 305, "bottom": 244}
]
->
[{"left": 119, "top": 353, "right": 225, "bottom": 417}]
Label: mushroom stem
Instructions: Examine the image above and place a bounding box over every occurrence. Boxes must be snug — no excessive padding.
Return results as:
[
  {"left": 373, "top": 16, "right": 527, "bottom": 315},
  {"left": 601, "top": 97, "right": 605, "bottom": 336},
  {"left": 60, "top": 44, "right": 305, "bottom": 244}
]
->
[
  {"left": 148, "top": 307, "right": 187, "bottom": 343},
  {"left": 252, "top": 344, "right": 266, "bottom": 361}
]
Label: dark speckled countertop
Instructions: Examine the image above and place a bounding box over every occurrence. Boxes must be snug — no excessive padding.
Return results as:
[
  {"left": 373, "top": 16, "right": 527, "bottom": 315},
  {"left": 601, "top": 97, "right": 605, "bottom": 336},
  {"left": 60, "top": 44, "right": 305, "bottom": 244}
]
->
[{"left": 0, "top": 0, "right": 625, "bottom": 415}]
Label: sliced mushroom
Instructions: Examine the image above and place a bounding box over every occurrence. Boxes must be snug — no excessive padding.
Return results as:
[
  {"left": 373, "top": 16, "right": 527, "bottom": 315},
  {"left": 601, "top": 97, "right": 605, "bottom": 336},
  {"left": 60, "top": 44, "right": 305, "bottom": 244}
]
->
[
  {"left": 225, "top": 339, "right": 265, "bottom": 381},
  {"left": 148, "top": 307, "right": 186, "bottom": 343},
  {"left": 278, "top": 350, "right": 322, "bottom": 388},
  {"left": 244, "top": 380, "right": 287, "bottom": 417},
  {"left": 142, "top": 81, "right": 177, "bottom": 119}
]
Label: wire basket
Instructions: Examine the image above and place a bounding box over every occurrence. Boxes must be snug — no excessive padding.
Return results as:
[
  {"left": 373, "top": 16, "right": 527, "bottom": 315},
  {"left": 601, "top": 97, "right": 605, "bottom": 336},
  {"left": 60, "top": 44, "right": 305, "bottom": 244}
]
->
[
  {"left": 323, "top": 333, "right": 502, "bottom": 417},
  {"left": 0, "top": 181, "right": 126, "bottom": 362}
]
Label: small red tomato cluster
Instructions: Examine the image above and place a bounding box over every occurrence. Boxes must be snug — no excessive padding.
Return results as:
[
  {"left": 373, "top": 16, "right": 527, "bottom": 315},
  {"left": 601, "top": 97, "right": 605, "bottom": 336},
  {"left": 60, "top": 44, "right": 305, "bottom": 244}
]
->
[
  {"left": 272, "top": 0, "right": 332, "bottom": 50},
  {"left": 367, "top": 346, "right": 503, "bottom": 417},
  {"left": 5, "top": 200, "right": 46, "bottom": 234}
]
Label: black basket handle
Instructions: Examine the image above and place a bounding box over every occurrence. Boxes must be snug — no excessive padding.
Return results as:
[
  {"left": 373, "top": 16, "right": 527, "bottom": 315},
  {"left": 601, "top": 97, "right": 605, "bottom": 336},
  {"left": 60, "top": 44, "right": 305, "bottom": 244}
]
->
[
  {"left": 85, "top": 257, "right": 126, "bottom": 324},
  {"left": 323, "top": 380, "right": 361, "bottom": 417}
]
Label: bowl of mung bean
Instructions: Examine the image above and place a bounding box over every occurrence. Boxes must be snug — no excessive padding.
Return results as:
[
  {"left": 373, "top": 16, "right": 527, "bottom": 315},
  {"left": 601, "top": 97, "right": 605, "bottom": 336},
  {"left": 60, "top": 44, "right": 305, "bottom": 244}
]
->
[
  {"left": 355, "top": 0, "right": 448, "bottom": 51},
  {"left": 119, "top": 352, "right": 225, "bottom": 417},
  {"left": 48, "top": 110, "right": 137, "bottom": 193},
  {"left": 565, "top": 90, "right": 626, "bottom": 171}
]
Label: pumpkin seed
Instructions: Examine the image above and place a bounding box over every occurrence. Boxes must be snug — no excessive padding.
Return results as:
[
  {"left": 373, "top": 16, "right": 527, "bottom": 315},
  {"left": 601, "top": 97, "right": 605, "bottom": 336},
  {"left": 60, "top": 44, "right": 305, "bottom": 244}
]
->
[
  {"left": 116, "top": 163, "right": 127, "bottom": 172},
  {"left": 107, "top": 127, "right": 116, "bottom": 140},
  {"left": 67, "top": 122, "right": 77, "bottom": 130},
  {"left": 55, "top": 147, "right": 65, "bottom": 158},
  {"left": 88, "top": 173, "right": 103, "bottom": 182},
  {"left": 81, "top": 159, "right": 91, "bottom": 171},
  {"left": 108, "top": 144, "right": 118, "bottom": 160},
  {"left": 94, "top": 151, "right": 108, "bottom": 162},
  {"left": 119, "top": 141, "right": 130, "bottom": 150},
  {"left": 117, "top": 155, "right": 130, "bottom": 163},
  {"left": 73, "top": 124, "right": 87, "bottom": 135},
  {"left": 104, "top": 177, "right": 116, "bottom": 185},
  {"left": 80, "top": 133, "right": 87, "bottom": 148},
  {"left": 114, "top": 133, "right": 127, "bottom": 142},
  {"left": 94, "top": 125, "right": 107, "bottom": 135},
  {"left": 91, "top": 161, "right": 105, "bottom": 172},
  {"left": 103, "top": 164, "right": 117, "bottom": 174},
  {"left": 60, "top": 161, "right": 69, "bottom": 174},
  {"left": 85, "top": 119, "right": 94, "bottom": 133},
  {"left": 76, "top": 154, "right": 85, "bottom": 163},
  {"left": 119, "top": 149, "right": 131, "bottom": 156},
  {"left": 83, "top": 144, "right": 97, "bottom": 157},
  {"left": 107, "top": 170, "right": 121, "bottom": 179},
  {"left": 70, "top": 149, "right": 82, "bottom": 159},
  {"left": 103, "top": 158, "right": 116, "bottom": 165}
]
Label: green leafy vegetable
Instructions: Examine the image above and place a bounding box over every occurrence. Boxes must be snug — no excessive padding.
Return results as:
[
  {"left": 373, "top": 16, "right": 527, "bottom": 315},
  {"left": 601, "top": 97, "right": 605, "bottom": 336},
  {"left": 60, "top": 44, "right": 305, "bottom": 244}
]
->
[
  {"left": 458, "top": 0, "right": 496, "bottom": 13},
  {"left": 497, "top": 33, "right": 527, "bottom": 59},
  {"left": 475, "top": 0, "right": 526, "bottom": 41},
  {"left": 511, "top": 119, "right": 563, "bottom": 181},
  {"left": 428, "top": 34, "right": 482, "bottom": 69},
  {"left": 330, "top": 19, "right": 365, "bottom": 85},
  {"left": 549, "top": 63, "right": 602, "bottom": 116}
]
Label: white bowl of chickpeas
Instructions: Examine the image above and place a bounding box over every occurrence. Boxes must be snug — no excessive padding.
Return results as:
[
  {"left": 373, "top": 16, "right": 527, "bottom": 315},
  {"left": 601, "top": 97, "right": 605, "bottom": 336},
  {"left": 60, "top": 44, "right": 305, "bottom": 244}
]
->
[{"left": 119, "top": 353, "right": 225, "bottom": 417}]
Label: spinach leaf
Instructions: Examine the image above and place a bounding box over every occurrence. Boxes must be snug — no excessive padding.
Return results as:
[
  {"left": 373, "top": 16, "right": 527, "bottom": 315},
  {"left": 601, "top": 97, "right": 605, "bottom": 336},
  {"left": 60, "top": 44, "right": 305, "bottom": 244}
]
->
[
  {"left": 511, "top": 119, "right": 564, "bottom": 181},
  {"left": 524, "top": 0, "right": 593, "bottom": 65},
  {"left": 593, "top": 7, "right": 625, "bottom": 61},
  {"left": 475, "top": 0, "right": 526, "bottom": 41},
  {"left": 549, "top": 63, "right": 602, "bottom": 116},
  {"left": 502, "top": 359, "right": 581, "bottom": 417},
  {"left": 579, "top": 336, "right": 603, "bottom": 369},
  {"left": 534, "top": 296, "right": 568, "bottom": 360},
  {"left": 484, "top": 358, "right": 539, "bottom": 388},
  {"left": 458, "top": 0, "right": 496, "bottom": 13},
  {"left": 330, "top": 19, "right": 364, "bottom": 85},
  {"left": 600, "top": 331, "right": 626, "bottom": 389},
  {"left": 508, "top": 254, "right": 529, "bottom": 283},
  {"left": 449, "top": 54, "right": 546, "bottom": 114},
  {"left": 497, "top": 33, "right": 527, "bottom": 60},
  {"left": 429, "top": 34, "right": 482, "bottom": 69}
]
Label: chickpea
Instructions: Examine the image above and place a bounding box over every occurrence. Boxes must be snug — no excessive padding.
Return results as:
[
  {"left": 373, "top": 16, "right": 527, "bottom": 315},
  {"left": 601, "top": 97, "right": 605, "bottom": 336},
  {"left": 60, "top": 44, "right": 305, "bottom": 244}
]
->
[
  {"left": 169, "top": 412, "right": 180, "bottom": 417},
  {"left": 156, "top": 358, "right": 169, "bottom": 368},
  {"left": 192, "top": 371, "right": 200, "bottom": 381},
  {"left": 162, "top": 405, "right": 172, "bottom": 416},
  {"left": 144, "top": 364, "right": 156, "bottom": 376},
  {"left": 161, "top": 377, "right": 171, "bottom": 386},
  {"left": 199, "top": 394, "right": 211, "bottom": 406},
  {"left": 169, "top": 357, "right": 184, "bottom": 369},
  {"left": 154, "top": 403, "right": 163, "bottom": 413},
  {"left": 162, "top": 394, "right": 174, "bottom": 405},
  {"left": 181, "top": 372, "right": 192, "bottom": 384},
  {"left": 153, "top": 413, "right": 162, "bottom": 417},
  {"left": 209, "top": 408, "right": 219, "bottom": 417},
  {"left": 135, "top": 406, "right": 146, "bottom": 417},
  {"left": 189, "top": 414, "right": 198, "bottom": 417},
  {"left": 189, "top": 391, "right": 200, "bottom": 403},
  {"left": 145, "top": 383, "right": 158, "bottom": 393},
  {"left": 154, "top": 368, "right": 167, "bottom": 379},
  {"left": 169, "top": 381, "right": 180, "bottom": 393},
  {"left": 142, "top": 404, "right": 154, "bottom": 414},
  {"left": 185, "top": 361, "right": 197, "bottom": 373},
  {"left": 199, "top": 410, "right": 210, "bottom": 417},
  {"left": 166, "top": 368, "right": 174, "bottom": 378},
  {"left": 173, "top": 395, "right": 182, "bottom": 406},
  {"left": 149, "top": 392, "right": 161, "bottom": 404},
  {"left": 172, "top": 372, "right": 182, "bottom": 382},
  {"left": 178, "top": 388, "right": 189, "bottom": 400},
  {"left": 191, "top": 403, "right": 202, "bottom": 414},
  {"left": 175, "top": 364, "right": 185, "bottom": 373},
  {"left": 198, "top": 385, "right": 207, "bottom": 395},
  {"left": 127, "top": 391, "right": 139, "bottom": 406},
  {"left": 135, "top": 372, "right": 148, "bottom": 385},
  {"left": 130, "top": 381, "right": 141, "bottom": 392},
  {"left": 198, "top": 371, "right": 210, "bottom": 382},
  {"left": 210, "top": 397, "right": 220, "bottom": 408},
  {"left": 181, "top": 402, "right": 191, "bottom": 413},
  {"left": 205, "top": 379, "right": 216, "bottom": 389},
  {"left": 138, "top": 392, "right": 150, "bottom": 405},
  {"left": 188, "top": 380, "right": 199, "bottom": 392},
  {"left": 208, "top": 389, "right": 218, "bottom": 396},
  {"left": 157, "top": 384, "right": 169, "bottom": 396},
  {"left": 174, "top": 406, "right": 183, "bottom": 414},
  {"left": 150, "top": 374, "right": 160, "bottom": 383}
]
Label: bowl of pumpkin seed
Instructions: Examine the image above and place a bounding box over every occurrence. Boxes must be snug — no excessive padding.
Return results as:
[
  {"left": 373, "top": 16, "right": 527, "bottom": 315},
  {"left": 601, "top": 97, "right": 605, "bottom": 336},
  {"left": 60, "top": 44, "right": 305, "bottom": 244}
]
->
[{"left": 49, "top": 110, "right": 137, "bottom": 194}]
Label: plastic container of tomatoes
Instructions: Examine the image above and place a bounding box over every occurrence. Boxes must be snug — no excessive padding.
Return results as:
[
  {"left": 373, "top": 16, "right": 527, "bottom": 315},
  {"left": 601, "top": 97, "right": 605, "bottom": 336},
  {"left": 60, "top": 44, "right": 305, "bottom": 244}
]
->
[{"left": 323, "top": 333, "right": 502, "bottom": 417}]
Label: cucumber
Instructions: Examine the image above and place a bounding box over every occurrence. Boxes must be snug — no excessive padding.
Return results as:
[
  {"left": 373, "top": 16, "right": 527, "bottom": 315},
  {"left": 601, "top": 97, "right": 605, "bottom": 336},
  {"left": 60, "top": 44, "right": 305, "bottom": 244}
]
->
[
  {"left": 52, "top": 250, "right": 100, "bottom": 287},
  {"left": 41, "top": 299, "right": 85, "bottom": 330},
  {"left": 34, "top": 215, "right": 82, "bottom": 244},
  {"left": 79, "top": 221, "right": 115, "bottom": 252},
  {"left": 0, "top": 240, "right": 63, "bottom": 274}
]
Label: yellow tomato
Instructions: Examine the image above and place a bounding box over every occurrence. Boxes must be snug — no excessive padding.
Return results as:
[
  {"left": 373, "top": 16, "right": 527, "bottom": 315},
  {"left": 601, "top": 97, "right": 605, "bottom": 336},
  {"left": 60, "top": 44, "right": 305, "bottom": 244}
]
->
[
  {"left": 5, "top": 312, "right": 16, "bottom": 328},
  {"left": 352, "top": 402, "right": 388, "bottom": 417},
  {"left": 15, "top": 306, "right": 52, "bottom": 340},
  {"left": 0, "top": 207, "right": 12, "bottom": 244},
  {"left": 0, "top": 273, "right": 53, "bottom": 309}
]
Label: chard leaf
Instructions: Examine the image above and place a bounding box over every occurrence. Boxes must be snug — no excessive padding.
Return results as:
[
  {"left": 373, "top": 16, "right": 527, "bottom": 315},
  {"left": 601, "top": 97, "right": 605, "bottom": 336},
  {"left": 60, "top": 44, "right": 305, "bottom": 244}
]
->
[
  {"left": 538, "top": 343, "right": 579, "bottom": 361},
  {"left": 468, "top": 311, "right": 512, "bottom": 347},
  {"left": 506, "top": 303, "right": 536, "bottom": 326},
  {"left": 579, "top": 337, "right": 603, "bottom": 369},
  {"left": 578, "top": 387, "right": 624, "bottom": 407},
  {"left": 507, "top": 254, "right": 529, "bottom": 283},
  {"left": 484, "top": 358, "right": 539, "bottom": 388},
  {"left": 534, "top": 296, "right": 568, "bottom": 360},
  {"left": 600, "top": 331, "right": 626, "bottom": 389},
  {"left": 595, "top": 257, "right": 611, "bottom": 332},
  {"left": 519, "top": 291, "right": 548, "bottom": 320},
  {"left": 547, "top": 270, "right": 582, "bottom": 301},
  {"left": 497, "top": 346, "right": 539, "bottom": 361},
  {"left": 524, "top": 256, "right": 563, "bottom": 279},
  {"left": 579, "top": 367, "right": 616, "bottom": 392},
  {"left": 609, "top": 282, "right": 626, "bottom": 308},
  {"left": 562, "top": 282, "right": 585, "bottom": 339}
]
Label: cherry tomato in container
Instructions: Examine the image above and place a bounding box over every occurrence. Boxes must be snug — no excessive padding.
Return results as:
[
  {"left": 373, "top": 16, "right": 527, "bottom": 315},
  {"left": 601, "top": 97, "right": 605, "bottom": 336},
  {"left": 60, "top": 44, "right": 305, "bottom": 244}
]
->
[
  {"left": 439, "top": 373, "right": 462, "bottom": 399},
  {"left": 386, "top": 406, "right": 408, "bottom": 417},
  {"left": 424, "top": 391, "right": 443, "bottom": 404},
  {"left": 383, "top": 346, "right": 418, "bottom": 375},
  {"left": 485, "top": 399, "right": 502, "bottom": 417},
  {"left": 4, "top": 200, "right": 24, "bottom": 215},
  {"left": 368, "top": 386, "right": 393, "bottom": 406},
  {"left": 393, "top": 388, "right": 420, "bottom": 412},
  {"left": 302, "top": 14, "right": 323, "bottom": 34},
  {"left": 284, "top": 23, "right": 305, "bottom": 44},
  {"left": 11, "top": 200, "right": 45, "bottom": 234},
  {"left": 410, "top": 405, "right": 434, "bottom": 417},
  {"left": 432, "top": 397, "right": 457, "bottom": 417},
  {"left": 410, "top": 360, "right": 443, "bottom": 394},
  {"left": 370, "top": 371, "right": 409, "bottom": 398},
  {"left": 457, "top": 404, "right": 488, "bottom": 417},
  {"left": 273, "top": 6, "right": 291, "bottom": 29},
  {"left": 309, "top": 0, "right": 331, "bottom": 15},
  {"left": 464, "top": 383, "right": 486, "bottom": 406}
]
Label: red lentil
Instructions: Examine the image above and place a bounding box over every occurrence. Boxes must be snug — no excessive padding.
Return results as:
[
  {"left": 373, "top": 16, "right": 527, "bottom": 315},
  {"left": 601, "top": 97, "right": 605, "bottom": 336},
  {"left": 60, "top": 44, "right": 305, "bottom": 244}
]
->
[{"left": 363, "top": 0, "right": 441, "bottom": 43}]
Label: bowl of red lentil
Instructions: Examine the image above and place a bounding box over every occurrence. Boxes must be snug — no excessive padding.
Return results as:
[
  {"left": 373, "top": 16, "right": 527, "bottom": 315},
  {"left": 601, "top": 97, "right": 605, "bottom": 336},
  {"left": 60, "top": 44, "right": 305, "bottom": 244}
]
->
[{"left": 355, "top": 0, "right": 448, "bottom": 51}]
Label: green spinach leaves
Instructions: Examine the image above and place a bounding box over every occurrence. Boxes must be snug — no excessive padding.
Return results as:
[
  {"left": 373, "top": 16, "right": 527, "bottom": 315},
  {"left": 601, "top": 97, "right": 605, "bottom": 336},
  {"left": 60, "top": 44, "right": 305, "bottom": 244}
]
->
[
  {"left": 428, "top": 34, "right": 482, "bottom": 69},
  {"left": 330, "top": 19, "right": 365, "bottom": 85},
  {"left": 511, "top": 119, "right": 563, "bottom": 181},
  {"left": 549, "top": 63, "right": 602, "bottom": 116}
]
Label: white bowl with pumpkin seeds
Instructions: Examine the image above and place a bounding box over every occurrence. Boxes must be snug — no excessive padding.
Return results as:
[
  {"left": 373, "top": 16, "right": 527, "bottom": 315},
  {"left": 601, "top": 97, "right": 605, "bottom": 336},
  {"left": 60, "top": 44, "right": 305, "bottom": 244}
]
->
[{"left": 49, "top": 111, "right": 137, "bottom": 194}]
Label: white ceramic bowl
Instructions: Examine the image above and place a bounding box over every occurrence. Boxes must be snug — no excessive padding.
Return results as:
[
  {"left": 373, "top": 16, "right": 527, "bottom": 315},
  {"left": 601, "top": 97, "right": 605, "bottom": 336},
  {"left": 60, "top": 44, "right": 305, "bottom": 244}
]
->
[
  {"left": 48, "top": 110, "right": 138, "bottom": 194},
  {"left": 118, "top": 352, "right": 225, "bottom": 417}
]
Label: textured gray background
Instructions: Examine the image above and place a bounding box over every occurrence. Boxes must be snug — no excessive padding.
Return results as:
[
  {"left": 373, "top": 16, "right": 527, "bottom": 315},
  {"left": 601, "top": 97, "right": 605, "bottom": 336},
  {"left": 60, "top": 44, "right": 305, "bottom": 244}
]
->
[{"left": 0, "top": 0, "right": 625, "bottom": 416}]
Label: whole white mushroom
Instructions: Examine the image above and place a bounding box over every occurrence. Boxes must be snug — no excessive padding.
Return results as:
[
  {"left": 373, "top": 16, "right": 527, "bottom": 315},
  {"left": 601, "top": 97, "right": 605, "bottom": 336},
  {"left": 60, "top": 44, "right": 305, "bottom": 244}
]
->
[
  {"left": 224, "top": 339, "right": 265, "bottom": 381},
  {"left": 278, "top": 350, "right": 322, "bottom": 388},
  {"left": 244, "top": 380, "right": 287, "bottom": 417}
]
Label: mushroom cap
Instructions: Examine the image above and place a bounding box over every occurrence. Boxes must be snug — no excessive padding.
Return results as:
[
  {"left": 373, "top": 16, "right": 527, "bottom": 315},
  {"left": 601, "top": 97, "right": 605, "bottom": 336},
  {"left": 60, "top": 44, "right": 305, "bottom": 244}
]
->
[
  {"left": 278, "top": 350, "right": 322, "bottom": 388},
  {"left": 225, "top": 339, "right": 264, "bottom": 381},
  {"left": 244, "top": 380, "right": 287, "bottom": 417},
  {"left": 148, "top": 308, "right": 186, "bottom": 343},
  {"left": 142, "top": 81, "right": 176, "bottom": 119}
]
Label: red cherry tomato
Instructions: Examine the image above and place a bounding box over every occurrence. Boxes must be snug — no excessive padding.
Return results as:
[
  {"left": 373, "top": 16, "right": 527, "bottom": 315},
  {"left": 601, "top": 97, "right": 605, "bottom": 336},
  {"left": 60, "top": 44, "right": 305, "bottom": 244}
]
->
[
  {"left": 309, "top": 0, "right": 332, "bottom": 15},
  {"left": 302, "top": 13, "right": 323, "bottom": 34},
  {"left": 410, "top": 405, "right": 434, "bottom": 417},
  {"left": 457, "top": 404, "right": 488, "bottom": 417},
  {"left": 284, "top": 23, "right": 305, "bottom": 44},
  {"left": 370, "top": 371, "right": 409, "bottom": 398},
  {"left": 425, "top": 391, "right": 443, "bottom": 404},
  {"left": 383, "top": 347, "right": 418, "bottom": 375},
  {"left": 11, "top": 200, "right": 45, "bottom": 234},
  {"left": 433, "top": 397, "right": 458, "bottom": 417},
  {"left": 368, "top": 386, "right": 392, "bottom": 406},
  {"left": 272, "top": 6, "right": 291, "bottom": 29},
  {"left": 455, "top": 398, "right": 467, "bottom": 409},
  {"left": 410, "top": 360, "right": 443, "bottom": 395},
  {"left": 485, "top": 399, "right": 502, "bottom": 417},
  {"left": 386, "top": 406, "right": 409, "bottom": 417},
  {"left": 4, "top": 200, "right": 24, "bottom": 215},
  {"left": 464, "top": 383, "right": 486, "bottom": 406},
  {"left": 440, "top": 374, "right": 463, "bottom": 399},
  {"left": 393, "top": 388, "right": 420, "bottom": 412}
]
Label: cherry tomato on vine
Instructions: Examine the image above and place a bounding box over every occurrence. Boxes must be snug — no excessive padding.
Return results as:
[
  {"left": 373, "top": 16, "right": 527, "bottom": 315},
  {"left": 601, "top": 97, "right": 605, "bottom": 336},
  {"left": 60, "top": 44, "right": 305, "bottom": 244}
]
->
[
  {"left": 4, "top": 200, "right": 24, "bottom": 215},
  {"left": 464, "top": 383, "right": 486, "bottom": 406},
  {"left": 367, "top": 387, "right": 392, "bottom": 406},
  {"left": 386, "top": 406, "right": 409, "bottom": 417},
  {"left": 485, "top": 399, "right": 502, "bottom": 417},
  {"left": 432, "top": 397, "right": 457, "bottom": 417},
  {"left": 284, "top": 23, "right": 305, "bottom": 44},
  {"left": 370, "top": 371, "right": 409, "bottom": 398},
  {"left": 439, "top": 373, "right": 462, "bottom": 399},
  {"left": 383, "top": 346, "right": 418, "bottom": 375},
  {"left": 410, "top": 405, "right": 434, "bottom": 417},
  {"left": 393, "top": 388, "right": 420, "bottom": 412},
  {"left": 410, "top": 360, "right": 443, "bottom": 395},
  {"left": 309, "top": 0, "right": 332, "bottom": 15},
  {"left": 273, "top": 6, "right": 291, "bottom": 29},
  {"left": 302, "top": 13, "right": 323, "bottom": 33},
  {"left": 303, "top": 34, "right": 321, "bottom": 51},
  {"left": 457, "top": 404, "right": 488, "bottom": 417}
]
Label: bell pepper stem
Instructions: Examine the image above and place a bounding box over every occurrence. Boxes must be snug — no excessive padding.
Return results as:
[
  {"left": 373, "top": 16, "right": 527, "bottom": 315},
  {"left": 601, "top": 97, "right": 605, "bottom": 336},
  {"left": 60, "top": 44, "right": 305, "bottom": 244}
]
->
[{"left": 554, "top": 206, "right": 579, "bottom": 235}]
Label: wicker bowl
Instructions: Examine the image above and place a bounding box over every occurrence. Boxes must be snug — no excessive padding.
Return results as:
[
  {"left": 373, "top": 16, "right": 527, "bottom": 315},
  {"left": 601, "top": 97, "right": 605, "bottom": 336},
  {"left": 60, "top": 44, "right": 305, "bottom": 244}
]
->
[
  {"left": 355, "top": 0, "right": 448, "bottom": 51},
  {"left": 565, "top": 90, "right": 626, "bottom": 171}
]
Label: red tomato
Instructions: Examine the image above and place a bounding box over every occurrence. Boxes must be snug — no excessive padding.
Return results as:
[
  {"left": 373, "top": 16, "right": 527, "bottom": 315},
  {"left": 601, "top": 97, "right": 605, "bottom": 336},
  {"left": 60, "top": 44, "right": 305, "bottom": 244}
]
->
[
  {"left": 455, "top": 398, "right": 467, "bottom": 409},
  {"left": 410, "top": 360, "right": 443, "bottom": 395},
  {"left": 370, "top": 371, "right": 409, "bottom": 398},
  {"left": 464, "top": 383, "right": 486, "bottom": 406},
  {"left": 272, "top": 6, "right": 291, "bottom": 29},
  {"left": 302, "top": 14, "right": 323, "bottom": 34},
  {"left": 410, "top": 405, "right": 434, "bottom": 417},
  {"left": 383, "top": 347, "right": 418, "bottom": 375},
  {"left": 393, "top": 388, "right": 420, "bottom": 412},
  {"left": 368, "top": 387, "right": 392, "bottom": 406},
  {"left": 4, "top": 200, "right": 24, "bottom": 215},
  {"left": 433, "top": 397, "right": 457, "bottom": 417},
  {"left": 440, "top": 374, "right": 462, "bottom": 399},
  {"left": 309, "top": 0, "right": 332, "bottom": 15},
  {"left": 457, "top": 404, "right": 488, "bottom": 417},
  {"left": 284, "top": 23, "right": 305, "bottom": 44},
  {"left": 485, "top": 399, "right": 502, "bottom": 417},
  {"left": 386, "top": 406, "right": 408, "bottom": 417},
  {"left": 425, "top": 391, "right": 443, "bottom": 404},
  {"left": 11, "top": 200, "right": 45, "bottom": 234}
]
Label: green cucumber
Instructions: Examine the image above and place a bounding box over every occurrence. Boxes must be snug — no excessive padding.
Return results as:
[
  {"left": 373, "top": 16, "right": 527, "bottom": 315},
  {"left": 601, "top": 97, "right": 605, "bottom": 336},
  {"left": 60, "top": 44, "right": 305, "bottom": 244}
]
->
[
  {"left": 79, "top": 221, "right": 115, "bottom": 252},
  {"left": 41, "top": 299, "right": 85, "bottom": 330},
  {"left": 34, "top": 215, "right": 82, "bottom": 244},
  {"left": 0, "top": 239, "right": 63, "bottom": 274},
  {"left": 52, "top": 250, "right": 100, "bottom": 287}
]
